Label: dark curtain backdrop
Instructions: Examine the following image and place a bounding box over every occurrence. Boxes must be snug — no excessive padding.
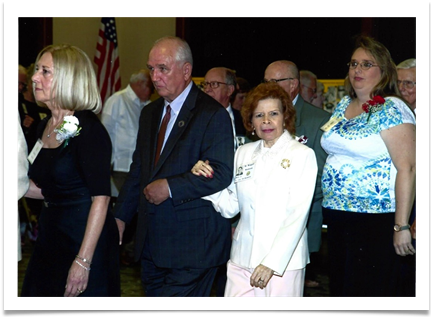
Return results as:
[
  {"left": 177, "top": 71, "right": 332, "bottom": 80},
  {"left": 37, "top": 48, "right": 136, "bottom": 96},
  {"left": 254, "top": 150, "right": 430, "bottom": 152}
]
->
[
  {"left": 178, "top": 17, "right": 416, "bottom": 86},
  {"left": 19, "top": 17, "right": 415, "bottom": 87},
  {"left": 19, "top": 18, "right": 52, "bottom": 68}
]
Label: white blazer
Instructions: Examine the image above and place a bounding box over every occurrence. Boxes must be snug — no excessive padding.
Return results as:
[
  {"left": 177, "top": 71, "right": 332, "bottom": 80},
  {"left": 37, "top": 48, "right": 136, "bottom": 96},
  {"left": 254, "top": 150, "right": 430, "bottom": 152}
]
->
[{"left": 206, "top": 131, "right": 317, "bottom": 275}]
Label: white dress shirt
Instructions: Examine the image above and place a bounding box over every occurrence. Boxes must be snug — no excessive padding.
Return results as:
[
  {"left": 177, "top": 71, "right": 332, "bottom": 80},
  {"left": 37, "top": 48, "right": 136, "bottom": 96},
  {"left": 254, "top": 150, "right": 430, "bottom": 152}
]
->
[
  {"left": 226, "top": 104, "right": 239, "bottom": 150},
  {"left": 101, "top": 85, "right": 150, "bottom": 172}
]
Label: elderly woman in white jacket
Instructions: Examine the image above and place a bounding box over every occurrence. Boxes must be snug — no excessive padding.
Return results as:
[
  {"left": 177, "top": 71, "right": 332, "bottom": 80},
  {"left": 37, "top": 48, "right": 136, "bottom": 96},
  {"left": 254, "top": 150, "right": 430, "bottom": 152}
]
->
[{"left": 192, "top": 83, "right": 317, "bottom": 297}]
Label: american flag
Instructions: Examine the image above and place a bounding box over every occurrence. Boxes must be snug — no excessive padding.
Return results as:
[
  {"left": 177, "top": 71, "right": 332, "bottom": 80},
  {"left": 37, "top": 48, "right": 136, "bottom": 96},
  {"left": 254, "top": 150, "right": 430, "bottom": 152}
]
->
[{"left": 94, "top": 18, "right": 121, "bottom": 105}]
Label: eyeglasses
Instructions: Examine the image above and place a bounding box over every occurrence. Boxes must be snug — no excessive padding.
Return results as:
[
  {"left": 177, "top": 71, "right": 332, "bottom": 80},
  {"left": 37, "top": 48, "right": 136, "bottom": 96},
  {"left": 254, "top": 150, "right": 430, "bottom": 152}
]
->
[
  {"left": 302, "top": 84, "right": 317, "bottom": 94},
  {"left": 262, "top": 77, "right": 294, "bottom": 84},
  {"left": 347, "top": 61, "right": 380, "bottom": 70},
  {"left": 397, "top": 80, "right": 416, "bottom": 89},
  {"left": 201, "top": 81, "right": 229, "bottom": 89}
]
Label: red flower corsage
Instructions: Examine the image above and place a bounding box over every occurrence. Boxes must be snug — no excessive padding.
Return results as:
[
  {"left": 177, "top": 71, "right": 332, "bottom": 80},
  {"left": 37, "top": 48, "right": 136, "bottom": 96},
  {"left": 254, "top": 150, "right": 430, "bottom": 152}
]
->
[{"left": 362, "top": 96, "right": 386, "bottom": 122}]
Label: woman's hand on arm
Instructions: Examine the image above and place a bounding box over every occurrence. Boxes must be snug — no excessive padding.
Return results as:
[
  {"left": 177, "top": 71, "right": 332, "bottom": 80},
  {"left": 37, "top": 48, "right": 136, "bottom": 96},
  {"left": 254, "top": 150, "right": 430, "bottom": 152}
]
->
[{"left": 191, "top": 160, "right": 214, "bottom": 178}]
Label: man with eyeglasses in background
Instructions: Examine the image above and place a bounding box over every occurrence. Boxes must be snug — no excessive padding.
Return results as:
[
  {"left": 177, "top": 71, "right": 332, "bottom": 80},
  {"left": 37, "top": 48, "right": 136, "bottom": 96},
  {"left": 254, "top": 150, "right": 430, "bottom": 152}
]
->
[
  {"left": 264, "top": 60, "right": 330, "bottom": 289},
  {"left": 202, "top": 67, "right": 247, "bottom": 149},
  {"left": 201, "top": 67, "right": 248, "bottom": 296},
  {"left": 396, "top": 58, "right": 416, "bottom": 114}
]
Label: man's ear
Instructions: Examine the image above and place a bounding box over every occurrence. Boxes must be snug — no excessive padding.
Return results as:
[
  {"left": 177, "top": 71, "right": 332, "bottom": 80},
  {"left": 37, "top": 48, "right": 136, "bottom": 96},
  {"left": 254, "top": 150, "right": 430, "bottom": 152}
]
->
[
  {"left": 227, "top": 84, "right": 235, "bottom": 97},
  {"left": 183, "top": 62, "right": 192, "bottom": 80},
  {"left": 289, "top": 78, "right": 300, "bottom": 98}
]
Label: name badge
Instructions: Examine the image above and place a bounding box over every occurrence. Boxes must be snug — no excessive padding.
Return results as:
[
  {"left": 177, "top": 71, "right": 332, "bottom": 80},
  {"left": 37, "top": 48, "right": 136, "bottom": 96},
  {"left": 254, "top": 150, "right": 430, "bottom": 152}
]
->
[
  {"left": 321, "top": 117, "right": 342, "bottom": 132},
  {"left": 28, "top": 139, "right": 44, "bottom": 164},
  {"left": 234, "top": 163, "right": 254, "bottom": 183}
]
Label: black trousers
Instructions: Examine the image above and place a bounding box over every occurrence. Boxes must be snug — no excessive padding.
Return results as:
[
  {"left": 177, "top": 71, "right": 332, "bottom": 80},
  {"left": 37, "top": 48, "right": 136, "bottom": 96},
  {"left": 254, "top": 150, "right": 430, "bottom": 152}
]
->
[{"left": 325, "top": 208, "right": 404, "bottom": 297}]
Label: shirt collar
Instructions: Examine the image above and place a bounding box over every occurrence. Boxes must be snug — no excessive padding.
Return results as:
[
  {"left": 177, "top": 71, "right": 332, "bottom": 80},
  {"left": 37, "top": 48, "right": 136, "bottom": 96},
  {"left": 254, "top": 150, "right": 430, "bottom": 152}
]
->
[
  {"left": 164, "top": 81, "right": 193, "bottom": 117},
  {"left": 292, "top": 94, "right": 299, "bottom": 105},
  {"left": 226, "top": 103, "right": 233, "bottom": 114}
]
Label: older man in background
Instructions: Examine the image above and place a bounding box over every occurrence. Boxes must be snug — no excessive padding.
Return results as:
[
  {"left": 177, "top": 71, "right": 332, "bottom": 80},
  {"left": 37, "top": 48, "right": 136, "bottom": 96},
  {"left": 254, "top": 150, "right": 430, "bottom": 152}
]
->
[
  {"left": 264, "top": 61, "right": 330, "bottom": 288},
  {"left": 101, "top": 69, "right": 154, "bottom": 265}
]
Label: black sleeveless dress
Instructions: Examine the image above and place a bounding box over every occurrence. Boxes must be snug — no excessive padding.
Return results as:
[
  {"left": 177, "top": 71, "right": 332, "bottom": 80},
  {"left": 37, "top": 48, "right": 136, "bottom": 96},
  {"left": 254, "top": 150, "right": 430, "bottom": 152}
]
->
[{"left": 21, "top": 110, "right": 120, "bottom": 297}]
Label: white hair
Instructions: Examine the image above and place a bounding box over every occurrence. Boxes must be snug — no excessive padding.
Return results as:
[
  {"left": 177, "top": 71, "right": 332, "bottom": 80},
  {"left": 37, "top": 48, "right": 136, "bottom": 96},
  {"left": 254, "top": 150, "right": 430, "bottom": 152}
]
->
[{"left": 396, "top": 58, "right": 416, "bottom": 69}]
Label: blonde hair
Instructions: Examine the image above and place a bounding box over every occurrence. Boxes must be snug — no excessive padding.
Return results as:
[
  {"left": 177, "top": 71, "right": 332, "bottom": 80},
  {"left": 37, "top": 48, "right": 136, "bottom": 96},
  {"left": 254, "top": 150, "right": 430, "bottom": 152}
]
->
[{"left": 34, "top": 44, "right": 102, "bottom": 113}]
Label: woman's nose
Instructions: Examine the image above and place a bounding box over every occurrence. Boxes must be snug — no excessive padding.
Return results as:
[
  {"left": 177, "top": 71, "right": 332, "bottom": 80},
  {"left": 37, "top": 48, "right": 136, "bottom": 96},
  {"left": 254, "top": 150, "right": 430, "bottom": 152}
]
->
[{"left": 31, "top": 72, "right": 39, "bottom": 83}]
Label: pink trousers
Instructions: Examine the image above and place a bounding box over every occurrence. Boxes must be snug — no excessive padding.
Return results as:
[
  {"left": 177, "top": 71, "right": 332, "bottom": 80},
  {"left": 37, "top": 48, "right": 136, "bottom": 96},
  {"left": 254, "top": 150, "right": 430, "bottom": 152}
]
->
[{"left": 224, "top": 260, "right": 305, "bottom": 297}]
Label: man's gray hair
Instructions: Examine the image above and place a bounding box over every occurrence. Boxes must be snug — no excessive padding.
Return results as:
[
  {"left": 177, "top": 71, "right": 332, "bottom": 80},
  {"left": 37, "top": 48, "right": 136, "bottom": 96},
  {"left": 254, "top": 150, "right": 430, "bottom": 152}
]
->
[
  {"left": 130, "top": 69, "right": 150, "bottom": 83},
  {"left": 154, "top": 36, "right": 193, "bottom": 67},
  {"left": 396, "top": 58, "right": 416, "bottom": 69}
]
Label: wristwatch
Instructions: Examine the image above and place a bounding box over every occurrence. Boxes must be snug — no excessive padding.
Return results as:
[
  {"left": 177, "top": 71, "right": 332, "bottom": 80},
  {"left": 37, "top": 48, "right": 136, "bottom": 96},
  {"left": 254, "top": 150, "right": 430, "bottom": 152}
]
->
[{"left": 394, "top": 224, "right": 410, "bottom": 232}]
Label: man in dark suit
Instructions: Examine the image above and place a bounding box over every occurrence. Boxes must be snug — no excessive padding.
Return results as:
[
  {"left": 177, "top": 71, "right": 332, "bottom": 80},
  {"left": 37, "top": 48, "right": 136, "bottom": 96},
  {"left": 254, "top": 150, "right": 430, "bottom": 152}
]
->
[
  {"left": 113, "top": 36, "right": 234, "bottom": 297},
  {"left": 264, "top": 60, "right": 331, "bottom": 287}
]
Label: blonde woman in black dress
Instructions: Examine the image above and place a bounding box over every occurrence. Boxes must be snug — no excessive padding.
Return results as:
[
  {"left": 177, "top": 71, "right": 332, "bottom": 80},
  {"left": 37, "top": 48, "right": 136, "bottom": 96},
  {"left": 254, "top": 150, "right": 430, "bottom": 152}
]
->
[{"left": 22, "top": 44, "right": 120, "bottom": 297}]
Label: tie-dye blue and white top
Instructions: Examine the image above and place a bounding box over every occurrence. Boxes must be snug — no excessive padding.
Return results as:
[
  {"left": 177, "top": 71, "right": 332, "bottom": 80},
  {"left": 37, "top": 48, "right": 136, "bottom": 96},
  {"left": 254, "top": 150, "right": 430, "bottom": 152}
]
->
[{"left": 321, "top": 96, "right": 415, "bottom": 213}]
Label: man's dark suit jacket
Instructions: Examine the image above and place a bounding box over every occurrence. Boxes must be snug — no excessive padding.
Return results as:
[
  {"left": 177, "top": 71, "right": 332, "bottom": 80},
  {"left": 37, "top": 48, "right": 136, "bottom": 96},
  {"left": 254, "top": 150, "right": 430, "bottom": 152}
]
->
[
  {"left": 232, "top": 108, "right": 246, "bottom": 136},
  {"left": 114, "top": 84, "right": 234, "bottom": 269},
  {"left": 294, "top": 95, "right": 331, "bottom": 204}
]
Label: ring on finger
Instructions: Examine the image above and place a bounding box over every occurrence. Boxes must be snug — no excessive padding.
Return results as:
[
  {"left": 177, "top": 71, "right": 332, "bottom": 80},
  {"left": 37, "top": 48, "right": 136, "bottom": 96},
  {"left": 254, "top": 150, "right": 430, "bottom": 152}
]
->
[{"left": 77, "top": 289, "right": 84, "bottom": 294}]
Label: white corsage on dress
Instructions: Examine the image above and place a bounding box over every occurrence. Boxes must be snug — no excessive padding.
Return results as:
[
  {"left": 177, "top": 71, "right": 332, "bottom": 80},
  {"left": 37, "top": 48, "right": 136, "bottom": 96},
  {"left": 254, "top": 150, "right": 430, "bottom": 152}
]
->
[{"left": 54, "top": 115, "right": 82, "bottom": 146}]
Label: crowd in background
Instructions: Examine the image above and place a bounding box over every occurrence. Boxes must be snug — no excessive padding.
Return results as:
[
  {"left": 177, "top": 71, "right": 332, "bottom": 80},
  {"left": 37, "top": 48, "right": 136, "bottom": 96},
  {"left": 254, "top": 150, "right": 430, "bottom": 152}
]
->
[{"left": 18, "top": 34, "right": 416, "bottom": 297}]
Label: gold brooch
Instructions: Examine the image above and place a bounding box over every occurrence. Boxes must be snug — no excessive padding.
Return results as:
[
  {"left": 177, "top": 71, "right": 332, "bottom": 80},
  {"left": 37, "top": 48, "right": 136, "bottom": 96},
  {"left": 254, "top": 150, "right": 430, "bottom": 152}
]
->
[{"left": 281, "top": 159, "right": 290, "bottom": 169}]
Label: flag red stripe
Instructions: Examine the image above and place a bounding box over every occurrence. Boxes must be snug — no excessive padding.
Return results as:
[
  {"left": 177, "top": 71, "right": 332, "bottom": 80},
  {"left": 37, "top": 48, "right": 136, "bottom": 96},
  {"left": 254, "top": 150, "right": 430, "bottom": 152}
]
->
[
  {"left": 94, "top": 18, "right": 121, "bottom": 106},
  {"left": 100, "top": 43, "right": 114, "bottom": 103}
]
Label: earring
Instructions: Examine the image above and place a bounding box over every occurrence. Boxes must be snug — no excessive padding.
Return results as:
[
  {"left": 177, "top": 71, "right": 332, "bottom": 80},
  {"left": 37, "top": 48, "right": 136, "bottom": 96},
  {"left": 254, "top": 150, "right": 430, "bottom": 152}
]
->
[{"left": 252, "top": 129, "right": 255, "bottom": 136}]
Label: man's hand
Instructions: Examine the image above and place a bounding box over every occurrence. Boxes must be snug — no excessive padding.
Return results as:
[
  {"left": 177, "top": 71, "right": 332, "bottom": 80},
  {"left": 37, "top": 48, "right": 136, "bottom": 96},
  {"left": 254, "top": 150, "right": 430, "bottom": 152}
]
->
[
  {"left": 144, "top": 179, "right": 170, "bottom": 205},
  {"left": 115, "top": 218, "right": 125, "bottom": 245}
]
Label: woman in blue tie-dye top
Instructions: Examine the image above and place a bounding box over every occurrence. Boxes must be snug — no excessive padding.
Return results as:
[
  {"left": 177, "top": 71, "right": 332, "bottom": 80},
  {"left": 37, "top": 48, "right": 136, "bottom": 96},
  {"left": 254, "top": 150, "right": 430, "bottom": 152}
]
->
[{"left": 320, "top": 36, "right": 416, "bottom": 297}]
